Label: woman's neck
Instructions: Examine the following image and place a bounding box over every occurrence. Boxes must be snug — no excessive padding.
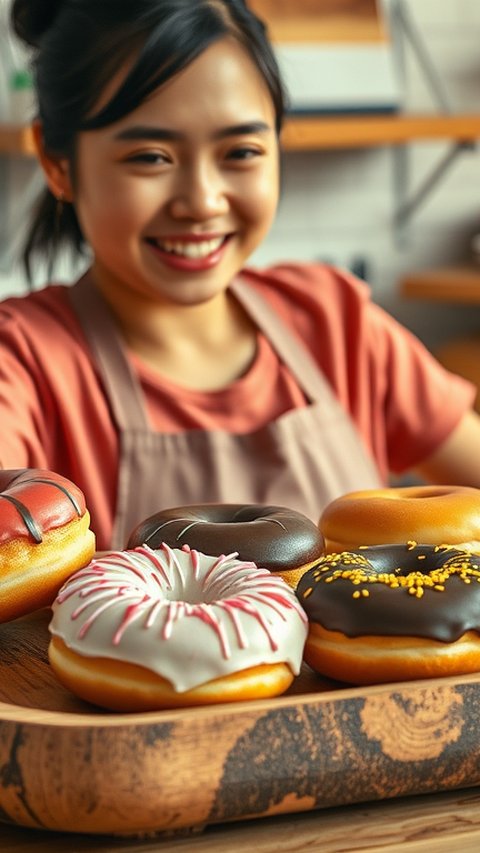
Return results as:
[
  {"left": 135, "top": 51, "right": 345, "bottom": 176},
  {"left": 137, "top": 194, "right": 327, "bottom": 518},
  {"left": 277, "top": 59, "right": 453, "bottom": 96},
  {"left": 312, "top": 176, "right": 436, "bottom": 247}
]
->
[{"left": 90, "top": 271, "right": 258, "bottom": 391}]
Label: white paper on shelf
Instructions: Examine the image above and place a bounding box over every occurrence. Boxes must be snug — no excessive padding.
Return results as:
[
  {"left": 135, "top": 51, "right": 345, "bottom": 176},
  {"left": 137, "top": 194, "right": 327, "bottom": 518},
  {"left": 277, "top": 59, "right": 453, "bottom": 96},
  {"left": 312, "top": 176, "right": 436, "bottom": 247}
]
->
[{"left": 275, "top": 43, "right": 403, "bottom": 113}]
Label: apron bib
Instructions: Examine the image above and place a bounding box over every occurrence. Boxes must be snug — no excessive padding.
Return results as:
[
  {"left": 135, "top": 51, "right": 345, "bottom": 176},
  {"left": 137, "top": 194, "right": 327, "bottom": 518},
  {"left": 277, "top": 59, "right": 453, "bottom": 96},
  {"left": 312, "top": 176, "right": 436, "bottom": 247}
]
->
[{"left": 69, "top": 273, "right": 382, "bottom": 548}]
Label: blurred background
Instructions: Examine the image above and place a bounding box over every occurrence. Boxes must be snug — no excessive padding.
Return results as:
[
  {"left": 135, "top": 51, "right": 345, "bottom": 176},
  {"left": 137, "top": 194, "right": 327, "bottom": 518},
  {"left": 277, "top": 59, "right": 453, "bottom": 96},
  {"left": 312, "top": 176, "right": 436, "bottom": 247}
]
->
[{"left": 1, "top": 0, "right": 480, "bottom": 391}]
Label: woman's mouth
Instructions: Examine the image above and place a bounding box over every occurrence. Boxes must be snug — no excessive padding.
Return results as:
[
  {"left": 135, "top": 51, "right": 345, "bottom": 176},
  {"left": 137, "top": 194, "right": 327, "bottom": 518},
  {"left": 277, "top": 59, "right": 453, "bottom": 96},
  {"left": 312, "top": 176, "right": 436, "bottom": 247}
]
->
[{"left": 146, "top": 235, "right": 231, "bottom": 270}]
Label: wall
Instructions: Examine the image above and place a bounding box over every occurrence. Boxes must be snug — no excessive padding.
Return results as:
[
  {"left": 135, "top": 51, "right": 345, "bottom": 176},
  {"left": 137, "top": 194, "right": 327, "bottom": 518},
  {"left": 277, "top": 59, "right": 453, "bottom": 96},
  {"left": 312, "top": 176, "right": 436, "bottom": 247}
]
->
[
  {"left": 1, "top": 0, "right": 480, "bottom": 352},
  {"left": 250, "top": 0, "right": 480, "bottom": 350}
]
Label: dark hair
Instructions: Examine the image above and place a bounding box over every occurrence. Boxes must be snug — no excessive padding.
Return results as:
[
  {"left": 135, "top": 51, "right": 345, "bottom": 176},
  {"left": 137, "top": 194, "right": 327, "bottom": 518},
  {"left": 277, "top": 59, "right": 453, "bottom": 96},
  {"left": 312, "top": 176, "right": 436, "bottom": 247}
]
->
[{"left": 11, "top": 0, "right": 287, "bottom": 279}]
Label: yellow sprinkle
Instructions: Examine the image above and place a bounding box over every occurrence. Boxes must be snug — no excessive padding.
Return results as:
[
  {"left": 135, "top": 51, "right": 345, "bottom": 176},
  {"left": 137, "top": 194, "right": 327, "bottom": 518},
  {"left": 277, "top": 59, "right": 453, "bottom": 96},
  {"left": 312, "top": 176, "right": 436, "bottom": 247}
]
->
[
  {"left": 352, "top": 591, "right": 361, "bottom": 599},
  {"left": 361, "top": 589, "right": 370, "bottom": 597},
  {"left": 302, "top": 587, "right": 313, "bottom": 598},
  {"left": 434, "top": 585, "right": 445, "bottom": 591},
  {"left": 417, "top": 555, "right": 426, "bottom": 560}
]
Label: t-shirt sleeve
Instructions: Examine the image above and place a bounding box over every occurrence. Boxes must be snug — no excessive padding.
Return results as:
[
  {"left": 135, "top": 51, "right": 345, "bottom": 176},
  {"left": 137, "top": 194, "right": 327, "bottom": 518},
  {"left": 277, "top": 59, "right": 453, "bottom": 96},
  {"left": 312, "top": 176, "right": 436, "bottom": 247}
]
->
[
  {"left": 246, "top": 262, "right": 476, "bottom": 478},
  {"left": 0, "top": 310, "right": 51, "bottom": 467},
  {"left": 367, "top": 299, "right": 476, "bottom": 473},
  {"left": 321, "top": 264, "right": 476, "bottom": 475}
]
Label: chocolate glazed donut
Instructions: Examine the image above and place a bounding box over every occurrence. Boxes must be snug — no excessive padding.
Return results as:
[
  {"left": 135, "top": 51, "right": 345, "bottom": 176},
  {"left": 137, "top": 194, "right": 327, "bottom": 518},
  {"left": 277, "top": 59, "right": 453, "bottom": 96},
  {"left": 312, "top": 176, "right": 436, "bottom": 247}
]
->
[
  {"left": 297, "top": 544, "right": 480, "bottom": 641},
  {"left": 127, "top": 504, "right": 325, "bottom": 587},
  {"left": 297, "top": 543, "right": 480, "bottom": 683}
]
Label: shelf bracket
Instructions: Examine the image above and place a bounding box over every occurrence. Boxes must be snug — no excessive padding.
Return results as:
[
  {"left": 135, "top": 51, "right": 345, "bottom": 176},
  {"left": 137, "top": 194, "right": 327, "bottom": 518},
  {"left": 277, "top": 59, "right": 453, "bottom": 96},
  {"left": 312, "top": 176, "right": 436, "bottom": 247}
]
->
[
  {"left": 387, "top": 0, "right": 453, "bottom": 114},
  {"left": 392, "top": 141, "right": 476, "bottom": 247},
  {"left": 385, "top": 0, "right": 476, "bottom": 240}
]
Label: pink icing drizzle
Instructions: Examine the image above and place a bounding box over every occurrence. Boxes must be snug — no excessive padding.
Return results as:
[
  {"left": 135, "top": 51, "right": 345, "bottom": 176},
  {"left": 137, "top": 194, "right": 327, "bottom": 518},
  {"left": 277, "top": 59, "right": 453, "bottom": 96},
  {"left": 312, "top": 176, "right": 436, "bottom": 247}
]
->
[{"left": 55, "top": 543, "right": 305, "bottom": 660}]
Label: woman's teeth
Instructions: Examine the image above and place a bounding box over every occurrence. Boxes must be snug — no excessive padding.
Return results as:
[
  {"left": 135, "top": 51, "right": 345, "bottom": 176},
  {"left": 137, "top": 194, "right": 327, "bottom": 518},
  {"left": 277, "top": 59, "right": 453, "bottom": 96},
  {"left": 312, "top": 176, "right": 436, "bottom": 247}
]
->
[{"left": 156, "top": 237, "right": 225, "bottom": 258}]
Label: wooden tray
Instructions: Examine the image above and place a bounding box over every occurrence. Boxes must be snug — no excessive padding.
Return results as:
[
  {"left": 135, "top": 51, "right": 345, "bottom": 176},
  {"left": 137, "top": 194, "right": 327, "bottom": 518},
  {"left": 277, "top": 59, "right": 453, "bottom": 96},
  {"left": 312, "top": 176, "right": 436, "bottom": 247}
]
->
[{"left": 1, "top": 609, "right": 480, "bottom": 837}]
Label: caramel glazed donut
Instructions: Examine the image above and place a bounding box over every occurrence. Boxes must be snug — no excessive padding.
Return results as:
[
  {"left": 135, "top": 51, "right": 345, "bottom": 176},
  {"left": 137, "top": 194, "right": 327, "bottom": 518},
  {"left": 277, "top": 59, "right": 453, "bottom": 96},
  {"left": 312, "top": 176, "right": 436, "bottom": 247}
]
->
[
  {"left": 319, "top": 485, "right": 480, "bottom": 554},
  {"left": 48, "top": 544, "right": 309, "bottom": 711},
  {"left": 127, "top": 504, "right": 325, "bottom": 588},
  {"left": 297, "top": 542, "right": 480, "bottom": 685},
  {"left": 0, "top": 469, "right": 96, "bottom": 622}
]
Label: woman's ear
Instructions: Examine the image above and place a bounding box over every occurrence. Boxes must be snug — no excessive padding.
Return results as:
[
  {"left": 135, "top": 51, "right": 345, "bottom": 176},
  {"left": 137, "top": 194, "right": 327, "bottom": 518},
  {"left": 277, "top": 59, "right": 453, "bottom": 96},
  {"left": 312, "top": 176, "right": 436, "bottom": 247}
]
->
[{"left": 31, "top": 119, "right": 74, "bottom": 202}]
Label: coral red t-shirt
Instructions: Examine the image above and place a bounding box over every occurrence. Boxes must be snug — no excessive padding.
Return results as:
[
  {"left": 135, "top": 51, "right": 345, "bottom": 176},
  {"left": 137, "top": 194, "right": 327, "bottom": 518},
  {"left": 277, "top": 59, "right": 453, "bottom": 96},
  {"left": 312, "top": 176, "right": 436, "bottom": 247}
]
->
[{"left": 0, "top": 263, "right": 474, "bottom": 548}]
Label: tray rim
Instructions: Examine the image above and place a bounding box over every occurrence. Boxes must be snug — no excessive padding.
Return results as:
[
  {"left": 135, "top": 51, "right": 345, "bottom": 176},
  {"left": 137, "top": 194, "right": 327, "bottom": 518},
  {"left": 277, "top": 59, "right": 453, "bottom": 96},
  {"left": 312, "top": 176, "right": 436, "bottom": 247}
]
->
[{"left": 3, "top": 669, "right": 480, "bottom": 728}]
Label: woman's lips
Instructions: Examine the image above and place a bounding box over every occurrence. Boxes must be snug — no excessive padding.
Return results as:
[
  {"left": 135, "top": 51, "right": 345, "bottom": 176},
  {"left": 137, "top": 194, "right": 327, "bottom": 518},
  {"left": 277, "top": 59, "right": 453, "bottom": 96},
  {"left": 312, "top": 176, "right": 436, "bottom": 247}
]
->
[{"left": 146, "top": 235, "right": 231, "bottom": 271}]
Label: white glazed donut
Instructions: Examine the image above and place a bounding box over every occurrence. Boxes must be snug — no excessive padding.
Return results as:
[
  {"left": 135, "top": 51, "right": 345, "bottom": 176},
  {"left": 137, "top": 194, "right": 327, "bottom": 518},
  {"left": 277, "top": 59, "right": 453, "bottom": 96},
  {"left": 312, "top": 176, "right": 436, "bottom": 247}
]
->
[{"left": 48, "top": 544, "right": 308, "bottom": 710}]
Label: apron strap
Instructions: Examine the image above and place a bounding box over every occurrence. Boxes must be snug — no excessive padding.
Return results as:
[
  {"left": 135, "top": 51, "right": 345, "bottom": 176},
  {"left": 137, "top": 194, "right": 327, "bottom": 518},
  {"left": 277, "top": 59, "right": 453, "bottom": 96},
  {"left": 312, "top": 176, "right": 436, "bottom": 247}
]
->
[
  {"left": 230, "top": 277, "right": 340, "bottom": 406},
  {"left": 68, "top": 273, "right": 150, "bottom": 432}
]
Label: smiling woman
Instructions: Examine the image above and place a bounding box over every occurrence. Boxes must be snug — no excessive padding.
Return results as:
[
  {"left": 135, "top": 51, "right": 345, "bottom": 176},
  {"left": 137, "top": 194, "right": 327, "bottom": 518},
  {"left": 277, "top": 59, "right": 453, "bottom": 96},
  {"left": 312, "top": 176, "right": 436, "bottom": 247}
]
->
[
  {"left": 3, "top": 0, "right": 480, "bottom": 553},
  {"left": 43, "top": 36, "right": 279, "bottom": 311}
]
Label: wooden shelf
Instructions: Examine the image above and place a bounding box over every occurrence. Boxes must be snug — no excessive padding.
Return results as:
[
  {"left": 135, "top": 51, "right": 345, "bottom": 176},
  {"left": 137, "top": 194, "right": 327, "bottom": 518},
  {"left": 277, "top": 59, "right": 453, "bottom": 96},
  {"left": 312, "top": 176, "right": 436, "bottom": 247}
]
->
[
  {"left": 0, "top": 123, "right": 36, "bottom": 156},
  {"left": 249, "top": 0, "right": 390, "bottom": 43},
  {"left": 400, "top": 265, "right": 480, "bottom": 305},
  {"left": 3, "top": 113, "right": 480, "bottom": 157},
  {"left": 281, "top": 113, "right": 480, "bottom": 151}
]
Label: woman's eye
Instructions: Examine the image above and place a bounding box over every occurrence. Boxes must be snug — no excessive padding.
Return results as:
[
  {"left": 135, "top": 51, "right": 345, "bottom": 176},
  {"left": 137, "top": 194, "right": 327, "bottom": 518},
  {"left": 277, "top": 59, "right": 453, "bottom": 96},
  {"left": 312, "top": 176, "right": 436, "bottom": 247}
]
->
[
  {"left": 127, "top": 152, "right": 169, "bottom": 165},
  {"left": 227, "top": 147, "right": 262, "bottom": 161}
]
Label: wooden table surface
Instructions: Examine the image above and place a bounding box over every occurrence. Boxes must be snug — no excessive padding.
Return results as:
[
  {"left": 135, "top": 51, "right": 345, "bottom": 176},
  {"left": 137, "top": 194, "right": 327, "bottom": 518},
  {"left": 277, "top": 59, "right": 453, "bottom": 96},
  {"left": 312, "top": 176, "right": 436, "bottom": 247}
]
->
[{"left": 2, "top": 786, "right": 480, "bottom": 853}]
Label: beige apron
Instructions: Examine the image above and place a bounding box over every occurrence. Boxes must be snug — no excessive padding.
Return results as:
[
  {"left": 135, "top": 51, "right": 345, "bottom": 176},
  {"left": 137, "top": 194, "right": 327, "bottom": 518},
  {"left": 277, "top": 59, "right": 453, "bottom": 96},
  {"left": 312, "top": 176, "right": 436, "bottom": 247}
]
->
[{"left": 69, "top": 273, "right": 382, "bottom": 548}]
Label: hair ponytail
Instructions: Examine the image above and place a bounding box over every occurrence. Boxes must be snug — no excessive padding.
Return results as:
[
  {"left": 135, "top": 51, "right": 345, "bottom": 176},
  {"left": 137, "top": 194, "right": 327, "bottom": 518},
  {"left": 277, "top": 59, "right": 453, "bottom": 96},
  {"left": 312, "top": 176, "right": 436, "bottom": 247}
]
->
[{"left": 23, "top": 189, "right": 85, "bottom": 281}]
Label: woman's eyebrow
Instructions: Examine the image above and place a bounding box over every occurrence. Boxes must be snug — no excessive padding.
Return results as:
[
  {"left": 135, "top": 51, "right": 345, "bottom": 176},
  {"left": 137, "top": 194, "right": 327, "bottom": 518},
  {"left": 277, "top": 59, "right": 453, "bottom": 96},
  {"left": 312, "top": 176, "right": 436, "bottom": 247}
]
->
[{"left": 113, "top": 121, "right": 272, "bottom": 142}]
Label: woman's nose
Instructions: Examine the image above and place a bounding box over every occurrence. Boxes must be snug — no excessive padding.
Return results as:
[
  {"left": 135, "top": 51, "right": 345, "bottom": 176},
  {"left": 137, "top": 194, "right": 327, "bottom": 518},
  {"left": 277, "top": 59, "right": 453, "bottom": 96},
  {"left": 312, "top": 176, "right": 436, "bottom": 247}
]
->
[{"left": 168, "top": 163, "right": 229, "bottom": 220}]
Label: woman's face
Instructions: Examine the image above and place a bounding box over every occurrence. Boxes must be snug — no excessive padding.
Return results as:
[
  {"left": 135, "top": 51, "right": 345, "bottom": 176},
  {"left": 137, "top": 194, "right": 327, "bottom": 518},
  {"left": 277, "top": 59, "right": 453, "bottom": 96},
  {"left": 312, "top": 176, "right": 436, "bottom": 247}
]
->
[{"left": 71, "top": 37, "right": 280, "bottom": 307}]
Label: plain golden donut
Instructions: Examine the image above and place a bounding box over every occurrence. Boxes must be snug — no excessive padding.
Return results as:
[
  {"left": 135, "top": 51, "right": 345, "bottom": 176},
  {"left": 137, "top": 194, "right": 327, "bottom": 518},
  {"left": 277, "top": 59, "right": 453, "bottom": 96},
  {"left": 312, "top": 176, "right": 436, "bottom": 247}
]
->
[{"left": 319, "top": 486, "right": 480, "bottom": 554}]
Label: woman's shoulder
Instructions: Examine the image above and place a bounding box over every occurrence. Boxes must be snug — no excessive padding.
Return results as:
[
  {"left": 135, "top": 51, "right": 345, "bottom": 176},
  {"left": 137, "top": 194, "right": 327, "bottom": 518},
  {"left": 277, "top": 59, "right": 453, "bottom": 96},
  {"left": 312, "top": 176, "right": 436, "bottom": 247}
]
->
[
  {"left": 0, "top": 282, "right": 91, "bottom": 372},
  {"left": 240, "top": 261, "right": 372, "bottom": 332},
  {"left": 243, "top": 260, "right": 370, "bottom": 300},
  {"left": 0, "top": 283, "right": 80, "bottom": 336}
]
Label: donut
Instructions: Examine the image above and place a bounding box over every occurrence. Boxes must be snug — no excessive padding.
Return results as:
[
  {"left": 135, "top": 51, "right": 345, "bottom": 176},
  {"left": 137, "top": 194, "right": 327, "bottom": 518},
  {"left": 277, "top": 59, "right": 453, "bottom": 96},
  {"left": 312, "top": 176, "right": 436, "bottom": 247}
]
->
[
  {"left": 127, "top": 504, "right": 324, "bottom": 588},
  {"left": 0, "top": 468, "right": 96, "bottom": 622},
  {"left": 297, "top": 542, "right": 480, "bottom": 684},
  {"left": 319, "top": 486, "right": 480, "bottom": 554},
  {"left": 48, "top": 543, "right": 308, "bottom": 711}
]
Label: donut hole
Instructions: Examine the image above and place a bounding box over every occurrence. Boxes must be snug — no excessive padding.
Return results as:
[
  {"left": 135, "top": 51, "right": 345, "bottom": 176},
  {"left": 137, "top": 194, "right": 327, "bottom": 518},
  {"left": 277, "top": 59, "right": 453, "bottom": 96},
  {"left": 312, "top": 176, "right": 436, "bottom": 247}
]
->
[
  {"left": 127, "top": 504, "right": 324, "bottom": 576},
  {"left": 164, "top": 583, "right": 204, "bottom": 605},
  {"left": 359, "top": 545, "right": 456, "bottom": 577},
  {"left": 160, "top": 575, "right": 209, "bottom": 605},
  {"left": 401, "top": 488, "right": 451, "bottom": 499},
  {"left": 160, "top": 562, "right": 258, "bottom": 605}
]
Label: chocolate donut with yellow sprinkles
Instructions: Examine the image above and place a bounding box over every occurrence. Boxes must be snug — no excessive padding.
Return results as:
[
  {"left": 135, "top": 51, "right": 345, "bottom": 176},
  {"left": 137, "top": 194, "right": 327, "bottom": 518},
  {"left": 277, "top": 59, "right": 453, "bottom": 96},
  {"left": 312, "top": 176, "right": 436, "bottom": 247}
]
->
[{"left": 297, "top": 542, "right": 480, "bottom": 684}]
